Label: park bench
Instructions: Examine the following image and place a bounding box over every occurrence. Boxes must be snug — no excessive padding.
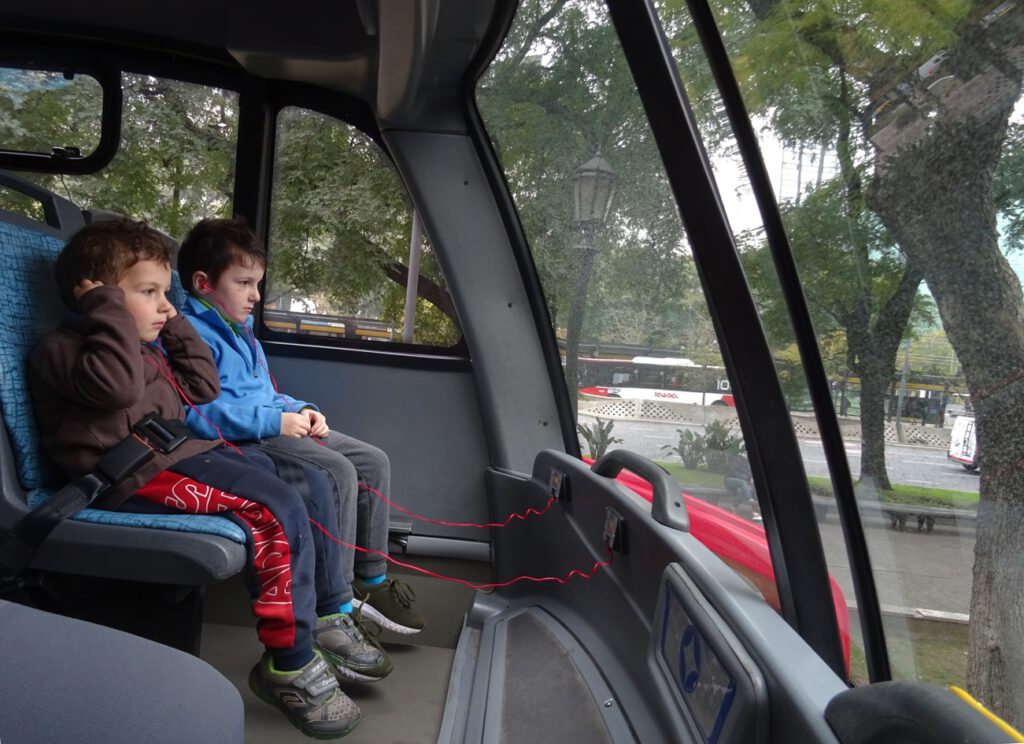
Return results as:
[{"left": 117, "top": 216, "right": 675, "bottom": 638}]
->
[
  {"left": 683, "top": 486, "right": 977, "bottom": 535},
  {"left": 811, "top": 495, "right": 977, "bottom": 534}
]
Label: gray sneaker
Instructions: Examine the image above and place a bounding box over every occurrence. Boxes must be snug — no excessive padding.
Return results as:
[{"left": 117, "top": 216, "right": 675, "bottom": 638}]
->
[
  {"left": 315, "top": 612, "right": 393, "bottom": 683},
  {"left": 352, "top": 577, "right": 425, "bottom": 635},
  {"left": 248, "top": 651, "right": 362, "bottom": 739}
]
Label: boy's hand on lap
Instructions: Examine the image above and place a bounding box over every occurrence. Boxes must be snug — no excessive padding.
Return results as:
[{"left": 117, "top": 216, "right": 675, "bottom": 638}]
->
[
  {"left": 305, "top": 409, "right": 330, "bottom": 438},
  {"left": 73, "top": 279, "right": 104, "bottom": 300},
  {"left": 281, "top": 412, "right": 311, "bottom": 437}
]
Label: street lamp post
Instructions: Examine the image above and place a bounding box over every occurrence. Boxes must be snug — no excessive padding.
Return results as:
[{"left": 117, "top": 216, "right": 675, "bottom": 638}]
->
[{"left": 564, "top": 153, "right": 616, "bottom": 418}]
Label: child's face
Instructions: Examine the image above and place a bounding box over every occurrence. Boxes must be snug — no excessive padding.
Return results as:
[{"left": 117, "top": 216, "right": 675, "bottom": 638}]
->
[
  {"left": 205, "top": 257, "right": 265, "bottom": 324},
  {"left": 116, "top": 259, "right": 175, "bottom": 342}
]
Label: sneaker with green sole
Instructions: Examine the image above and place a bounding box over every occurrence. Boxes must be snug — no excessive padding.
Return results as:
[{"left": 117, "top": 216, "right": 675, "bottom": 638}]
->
[
  {"left": 315, "top": 612, "right": 393, "bottom": 682},
  {"left": 352, "top": 577, "right": 425, "bottom": 634},
  {"left": 248, "top": 651, "right": 362, "bottom": 739}
]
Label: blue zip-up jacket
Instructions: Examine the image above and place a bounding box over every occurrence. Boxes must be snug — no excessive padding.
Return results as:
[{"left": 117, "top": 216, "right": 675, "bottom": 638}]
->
[{"left": 181, "top": 295, "right": 315, "bottom": 440}]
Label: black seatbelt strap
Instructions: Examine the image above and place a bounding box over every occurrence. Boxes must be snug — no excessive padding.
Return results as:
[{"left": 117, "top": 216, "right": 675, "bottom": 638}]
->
[{"left": 0, "top": 414, "right": 191, "bottom": 578}]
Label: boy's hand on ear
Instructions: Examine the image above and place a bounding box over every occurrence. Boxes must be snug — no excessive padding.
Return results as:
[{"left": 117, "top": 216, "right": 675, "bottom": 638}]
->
[
  {"left": 305, "top": 409, "right": 330, "bottom": 438},
  {"left": 73, "top": 279, "right": 104, "bottom": 300},
  {"left": 281, "top": 412, "right": 312, "bottom": 438}
]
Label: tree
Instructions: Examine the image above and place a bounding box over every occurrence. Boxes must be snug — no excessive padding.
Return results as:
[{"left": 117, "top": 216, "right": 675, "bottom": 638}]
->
[
  {"left": 478, "top": 2, "right": 723, "bottom": 403},
  {"left": 267, "top": 107, "right": 461, "bottom": 346},
  {"left": 689, "top": 0, "right": 1024, "bottom": 722},
  {"left": 743, "top": 178, "right": 932, "bottom": 490},
  {"left": 3, "top": 74, "right": 236, "bottom": 235}
]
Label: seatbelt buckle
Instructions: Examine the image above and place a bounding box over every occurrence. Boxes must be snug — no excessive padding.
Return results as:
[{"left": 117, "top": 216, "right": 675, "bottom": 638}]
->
[
  {"left": 93, "top": 415, "right": 189, "bottom": 485},
  {"left": 132, "top": 414, "right": 190, "bottom": 454}
]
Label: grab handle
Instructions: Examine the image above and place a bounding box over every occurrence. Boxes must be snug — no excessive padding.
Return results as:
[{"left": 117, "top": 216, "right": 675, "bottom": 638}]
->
[{"left": 592, "top": 449, "right": 688, "bottom": 532}]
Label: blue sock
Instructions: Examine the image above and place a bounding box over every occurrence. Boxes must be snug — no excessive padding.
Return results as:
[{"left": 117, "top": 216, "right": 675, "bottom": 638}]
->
[
  {"left": 361, "top": 574, "right": 386, "bottom": 587},
  {"left": 339, "top": 600, "right": 353, "bottom": 615}
]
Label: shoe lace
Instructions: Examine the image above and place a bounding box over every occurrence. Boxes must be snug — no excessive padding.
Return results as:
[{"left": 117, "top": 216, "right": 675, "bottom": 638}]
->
[
  {"left": 349, "top": 605, "right": 384, "bottom": 649},
  {"left": 388, "top": 578, "right": 416, "bottom": 608}
]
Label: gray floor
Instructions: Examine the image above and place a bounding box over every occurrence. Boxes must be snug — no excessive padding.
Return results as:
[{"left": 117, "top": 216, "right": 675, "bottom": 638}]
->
[{"left": 200, "top": 557, "right": 491, "bottom": 743}]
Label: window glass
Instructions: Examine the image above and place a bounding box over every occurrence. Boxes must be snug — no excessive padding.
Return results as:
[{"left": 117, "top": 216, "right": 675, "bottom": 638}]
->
[
  {"left": 0, "top": 73, "right": 238, "bottom": 237},
  {"left": 264, "top": 107, "right": 462, "bottom": 348},
  {"left": 0, "top": 67, "right": 103, "bottom": 158},
  {"left": 476, "top": 0, "right": 818, "bottom": 660},
  {"left": 662, "top": 0, "right": 1022, "bottom": 719}
]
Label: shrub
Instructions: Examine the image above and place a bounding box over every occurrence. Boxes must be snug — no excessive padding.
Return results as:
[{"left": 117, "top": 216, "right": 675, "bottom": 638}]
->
[
  {"left": 661, "top": 428, "right": 705, "bottom": 469},
  {"left": 703, "top": 419, "right": 744, "bottom": 453},
  {"left": 703, "top": 420, "right": 744, "bottom": 473},
  {"left": 577, "top": 417, "right": 623, "bottom": 459}
]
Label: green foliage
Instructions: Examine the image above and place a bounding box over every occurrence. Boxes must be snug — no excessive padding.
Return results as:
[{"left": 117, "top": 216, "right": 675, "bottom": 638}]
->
[
  {"left": 477, "top": 0, "right": 715, "bottom": 357},
  {"left": 10, "top": 74, "right": 237, "bottom": 238},
  {"left": 660, "top": 421, "right": 744, "bottom": 472},
  {"left": 661, "top": 428, "right": 705, "bottom": 469},
  {"left": 576, "top": 417, "right": 622, "bottom": 459},
  {"left": 702, "top": 420, "right": 744, "bottom": 454},
  {"left": 267, "top": 107, "right": 460, "bottom": 346}
]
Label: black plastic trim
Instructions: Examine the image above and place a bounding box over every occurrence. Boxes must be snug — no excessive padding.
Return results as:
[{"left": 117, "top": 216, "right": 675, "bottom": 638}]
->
[
  {"left": 0, "top": 170, "right": 84, "bottom": 232},
  {"left": 683, "top": 0, "right": 889, "bottom": 683},
  {"left": 605, "top": 0, "right": 846, "bottom": 678},
  {"left": 260, "top": 337, "right": 472, "bottom": 374},
  {"left": 232, "top": 87, "right": 275, "bottom": 236},
  {"left": 0, "top": 54, "right": 121, "bottom": 174}
]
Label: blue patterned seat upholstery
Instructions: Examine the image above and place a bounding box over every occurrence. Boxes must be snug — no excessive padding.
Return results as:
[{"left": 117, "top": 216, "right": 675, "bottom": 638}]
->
[{"left": 0, "top": 221, "right": 245, "bottom": 544}]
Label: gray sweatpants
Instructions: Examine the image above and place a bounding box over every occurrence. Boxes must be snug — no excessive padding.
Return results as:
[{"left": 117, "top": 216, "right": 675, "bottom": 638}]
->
[{"left": 260, "top": 430, "right": 390, "bottom": 604}]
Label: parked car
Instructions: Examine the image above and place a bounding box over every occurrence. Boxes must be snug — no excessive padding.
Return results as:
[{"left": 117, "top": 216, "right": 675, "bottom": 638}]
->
[{"left": 948, "top": 415, "right": 979, "bottom": 471}]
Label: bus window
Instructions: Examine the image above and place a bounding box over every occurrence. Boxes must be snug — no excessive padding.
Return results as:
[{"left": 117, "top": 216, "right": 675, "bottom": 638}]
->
[
  {"left": 0, "top": 66, "right": 104, "bottom": 161},
  {"left": 663, "top": 0, "right": 1020, "bottom": 717},
  {"left": 0, "top": 74, "right": 238, "bottom": 237},
  {"left": 264, "top": 107, "right": 463, "bottom": 350},
  {"left": 476, "top": 0, "right": 794, "bottom": 633}
]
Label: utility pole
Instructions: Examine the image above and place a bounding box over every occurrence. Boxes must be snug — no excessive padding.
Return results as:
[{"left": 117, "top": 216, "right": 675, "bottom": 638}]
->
[{"left": 895, "top": 340, "right": 910, "bottom": 443}]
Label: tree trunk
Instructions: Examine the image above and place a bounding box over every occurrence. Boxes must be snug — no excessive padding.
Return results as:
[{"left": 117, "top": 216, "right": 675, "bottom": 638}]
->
[
  {"left": 843, "top": 263, "right": 923, "bottom": 493},
  {"left": 870, "top": 107, "right": 1024, "bottom": 726},
  {"left": 855, "top": 366, "right": 892, "bottom": 492}
]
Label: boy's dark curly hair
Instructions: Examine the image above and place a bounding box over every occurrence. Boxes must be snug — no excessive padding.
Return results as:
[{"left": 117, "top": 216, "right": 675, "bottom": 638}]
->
[{"left": 55, "top": 218, "right": 173, "bottom": 309}]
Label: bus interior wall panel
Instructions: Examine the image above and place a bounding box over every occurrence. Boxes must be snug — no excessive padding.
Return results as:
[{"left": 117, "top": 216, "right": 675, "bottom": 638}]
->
[
  {"left": 383, "top": 128, "right": 566, "bottom": 472},
  {"left": 265, "top": 352, "right": 492, "bottom": 541},
  {"left": 0, "top": 413, "right": 28, "bottom": 525},
  {"left": 484, "top": 466, "right": 678, "bottom": 744},
  {"left": 374, "top": 0, "right": 496, "bottom": 131},
  {"left": 463, "top": 91, "right": 583, "bottom": 456},
  {"left": 486, "top": 452, "right": 847, "bottom": 744}
]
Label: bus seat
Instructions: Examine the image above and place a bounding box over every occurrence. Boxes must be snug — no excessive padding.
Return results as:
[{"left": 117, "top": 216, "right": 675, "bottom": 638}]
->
[
  {"left": 0, "top": 599, "right": 244, "bottom": 744},
  {"left": 0, "top": 175, "right": 246, "bottom": 598}
]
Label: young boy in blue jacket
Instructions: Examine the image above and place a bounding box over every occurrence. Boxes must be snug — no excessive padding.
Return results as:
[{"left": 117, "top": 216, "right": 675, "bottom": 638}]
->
[{"left": 177, "top": 218, "right": 425, "bottom": 675}]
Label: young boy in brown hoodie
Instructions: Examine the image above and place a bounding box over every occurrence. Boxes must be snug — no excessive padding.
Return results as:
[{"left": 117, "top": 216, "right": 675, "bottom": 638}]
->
[{"left": 29, "top": 218, "right": 362, "bottom": 739}]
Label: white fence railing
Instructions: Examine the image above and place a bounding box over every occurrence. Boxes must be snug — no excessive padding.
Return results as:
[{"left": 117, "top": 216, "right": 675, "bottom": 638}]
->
[{"left": 578, "top": 398, "right": 952, "bottom": 449}]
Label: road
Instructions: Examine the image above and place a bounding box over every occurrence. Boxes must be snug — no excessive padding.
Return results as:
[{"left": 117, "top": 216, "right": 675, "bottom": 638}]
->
[
  {"left": 578, "top": 415, "right": 976, "bottom": 614},
  {"left": 585, "top": 416, "right": 980, "bottom": 493}
]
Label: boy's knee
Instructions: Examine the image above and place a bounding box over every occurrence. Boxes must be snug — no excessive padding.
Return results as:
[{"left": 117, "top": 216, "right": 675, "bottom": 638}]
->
[
  {"left": 362, "top": 443, "right": 389, "bottom": 473},
  {"left": 332, "top": 455, "right": 359, "bottom": 485}
]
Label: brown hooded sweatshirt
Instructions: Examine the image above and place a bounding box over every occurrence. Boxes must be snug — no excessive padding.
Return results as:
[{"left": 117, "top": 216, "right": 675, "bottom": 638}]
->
[{"left": 29, "top": 285, "right": 221, "bottom": 509}]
